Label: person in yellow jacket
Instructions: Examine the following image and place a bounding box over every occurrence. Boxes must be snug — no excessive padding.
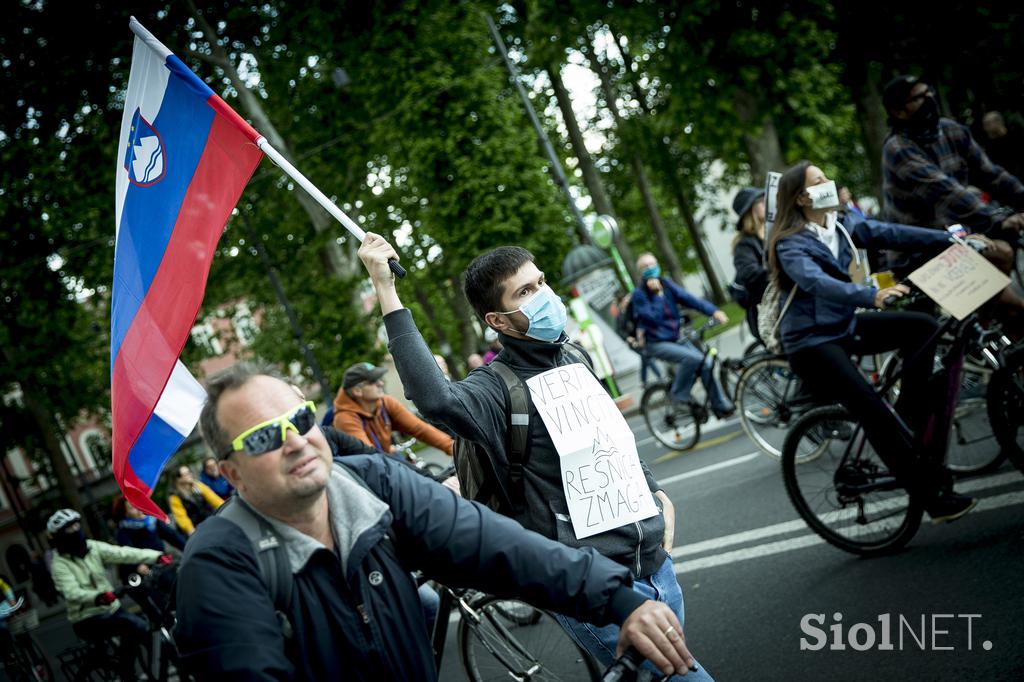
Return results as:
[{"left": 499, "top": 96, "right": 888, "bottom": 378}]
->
[
  {"left": 167, "top": 464, "right": 224, "bottom": 535},
  {"left": 47, "top": 508, "right": 166, "bottom": 679},
  {"left": 333, "top": 362, "right": 454, "bottom": 456}
]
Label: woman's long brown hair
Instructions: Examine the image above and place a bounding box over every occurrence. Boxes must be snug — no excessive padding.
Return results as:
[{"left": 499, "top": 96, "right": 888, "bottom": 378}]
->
[{"left": 766, "top": 160, "right": 813, "bottom": 283}]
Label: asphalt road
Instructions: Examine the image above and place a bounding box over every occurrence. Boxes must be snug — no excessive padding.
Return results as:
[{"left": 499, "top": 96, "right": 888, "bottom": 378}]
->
[{"left": 440, "top": 410, "right": 1024, "bottom": 681}]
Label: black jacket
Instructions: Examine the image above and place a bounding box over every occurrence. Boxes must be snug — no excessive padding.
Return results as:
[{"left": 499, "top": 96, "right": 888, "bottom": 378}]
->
[
  {"left": 385, "top": 308, "right": 668, "bottom": 577},
  {"left": 174, "top": 455, "right": 645, "bottom": 681},
  {"left": 733, "top": 233, "right": 768, "bottom": 306}
]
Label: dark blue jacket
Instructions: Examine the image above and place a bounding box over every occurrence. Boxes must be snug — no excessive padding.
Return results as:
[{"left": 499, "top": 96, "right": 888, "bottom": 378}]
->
[
  {"left": 200, "top": 470, "right": 234, "bottom": 498},
  {"left": 174, "top": 455, "right": 646, "bottom": 681},
  {"left": 116, "top": 517, "right": 186, "bottom": 553},
  {"left": 631, "top": 278, "right": 717, "bottom": 343},
  {"left": 775, "top": 215, "right": 951, "bottom": 353}
]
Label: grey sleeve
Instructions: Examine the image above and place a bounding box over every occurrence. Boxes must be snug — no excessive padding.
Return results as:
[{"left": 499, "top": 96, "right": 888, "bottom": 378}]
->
[{"left": 384, "top": 308, "right": 506, "bottom": 451}]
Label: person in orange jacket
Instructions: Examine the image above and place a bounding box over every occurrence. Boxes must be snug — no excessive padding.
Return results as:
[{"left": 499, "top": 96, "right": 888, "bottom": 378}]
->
[{"left": 333, "top": 362, "right": 454, "bottom": 456}]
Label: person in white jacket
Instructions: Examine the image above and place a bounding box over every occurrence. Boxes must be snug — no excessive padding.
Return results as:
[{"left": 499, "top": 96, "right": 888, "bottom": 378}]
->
[{"left": 48, "top": 508, "right": 166, "bottom": 678}]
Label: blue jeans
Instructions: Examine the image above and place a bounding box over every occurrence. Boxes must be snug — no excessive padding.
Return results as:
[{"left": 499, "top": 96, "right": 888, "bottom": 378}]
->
[
  {"left": 646, "top": 340, "right": 732, "bottom": 413},
  {"left": 640, "top": 349, "right": 663, "bottom": 385},
  {"left": 553, "top": 557, "right": 714, "bottom": 681},
  {"left": 418, "top": 582, "right": 439, "bottom": 630}
]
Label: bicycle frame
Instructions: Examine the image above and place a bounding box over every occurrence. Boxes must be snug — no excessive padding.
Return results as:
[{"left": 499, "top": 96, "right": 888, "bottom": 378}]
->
[
  {"left": 431, "top": 585, "right": 549, "bottom": 677},
  {"left": 829, "top": 311, "right": 980, "bottom": 491}
]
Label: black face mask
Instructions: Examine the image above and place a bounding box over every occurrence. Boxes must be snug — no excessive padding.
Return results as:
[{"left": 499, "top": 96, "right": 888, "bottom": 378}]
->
[
  {"left": 906, "top": 95, "right": 939, "bottom": 134},
  {"left": 53, "top": 528, "right": 89, "bottom": 559}
]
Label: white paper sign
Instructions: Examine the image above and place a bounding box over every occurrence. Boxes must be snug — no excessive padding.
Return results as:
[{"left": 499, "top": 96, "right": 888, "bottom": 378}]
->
[
  {"left": 907, "top": 243, "right": 1010, "bottom": 320},
  {"left": 764, "top": 171, "right": 782, "bottom": 235},
  {"left": 527, "top": 364, "right": 658, "bottom": 539}
]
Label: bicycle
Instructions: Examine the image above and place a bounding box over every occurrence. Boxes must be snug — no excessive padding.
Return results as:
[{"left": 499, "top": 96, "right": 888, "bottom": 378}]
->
[
  {"left": 987, "top": 336, "right": 1024, "bottom": 475},
  {"left": 640, "top": 319, "right": 732, "bottom": 451},
  {"left": 391, "top": 437, "right": 448, "bottom": 478},
  {"left": 57, "top": 561, "right": 185, "bottom": 682},
  {"left": 876, "top": 324, "right": 1011, "bottom": 475},
  {"left": 1, "top": 597, "right": 54, "bottom": 681},
  {"left": 718, "top": 339, "right": 767, "bottom": 402},
  {"left": 430, "top": 583, "right": 602, "bottom": 681},
  {"left": 780, "top": 280, "right": 1009, "bottom": 556}
]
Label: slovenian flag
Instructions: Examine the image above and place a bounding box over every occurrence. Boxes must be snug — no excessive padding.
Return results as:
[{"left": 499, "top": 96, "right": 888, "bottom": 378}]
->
[{"left": 112, "top": 17, "right": 263, "bottom": 518}]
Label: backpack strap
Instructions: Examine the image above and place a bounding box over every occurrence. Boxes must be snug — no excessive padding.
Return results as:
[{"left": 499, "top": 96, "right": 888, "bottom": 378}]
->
[
  {"left": 217, "top": 497, "right": 294, "bottom": 639},
  {"left": 562, "top": 341, "right": 594, "bottom": 371},
  {"left": 489, "top": 361, "right": 530, "bottom": 506}
]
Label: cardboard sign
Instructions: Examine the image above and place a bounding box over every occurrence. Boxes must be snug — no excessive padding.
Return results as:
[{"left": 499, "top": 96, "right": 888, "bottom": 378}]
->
[
  {"left": 764, "top": 171, "right": 782, "bottom": 234},
  {"left": 907, "top": 243, "right": 1010, "bottom": 320},
  {"left": 526, "top": 364, "right": 658, "bottom": 539}
]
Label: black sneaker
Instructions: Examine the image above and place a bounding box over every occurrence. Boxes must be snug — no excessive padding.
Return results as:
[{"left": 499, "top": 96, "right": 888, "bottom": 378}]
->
[
  {"left": 927, "top": 494, "right": 978, "bottom": 525},
  {"left": 712, "top": 405, "right": 736, "bottom": 419}
]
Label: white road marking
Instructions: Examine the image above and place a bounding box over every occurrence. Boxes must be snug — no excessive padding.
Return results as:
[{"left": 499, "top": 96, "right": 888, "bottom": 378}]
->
[
  {"left": 657, "top": 452, "right": 761, "bottom": 487},
  {"left": 673, "top": 489, "right": 1024, "bottom": 573}
]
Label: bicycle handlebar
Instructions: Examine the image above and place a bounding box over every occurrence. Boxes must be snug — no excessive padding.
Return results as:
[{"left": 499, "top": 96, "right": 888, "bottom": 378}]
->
[
  {"left": 882, "top": 235, "right": 991, "bottom": 309},
  {"left": 600, "top": 647, "right": 674, "bottom": 682}
]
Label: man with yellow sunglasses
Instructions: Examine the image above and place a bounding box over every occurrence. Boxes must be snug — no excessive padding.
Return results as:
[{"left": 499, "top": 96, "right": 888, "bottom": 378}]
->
[{"left": 173, "top": 362, "right": 696, "bottom": 680}]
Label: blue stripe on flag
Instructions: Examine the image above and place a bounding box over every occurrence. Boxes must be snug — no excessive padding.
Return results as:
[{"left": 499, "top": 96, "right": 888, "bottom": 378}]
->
[
  {"left": 128, "top": 412, "right": 190, "bottom": 490},
  {"left": 165, "top": 55, "right": 216, "bottom": 100},
  {"left": 110, "top": 73, "right": 215, "bottom": 371}
]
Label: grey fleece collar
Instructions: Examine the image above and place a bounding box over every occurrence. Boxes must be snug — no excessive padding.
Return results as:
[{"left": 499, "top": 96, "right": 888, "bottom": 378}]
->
[{"left": 242, "top": 462, "right": 390, "bottom": 574}]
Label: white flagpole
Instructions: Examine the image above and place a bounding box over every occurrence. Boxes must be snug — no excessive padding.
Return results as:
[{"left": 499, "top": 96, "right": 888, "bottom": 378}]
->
[{"left": 256, "top": 137, "right": 406, "bottom": 277}]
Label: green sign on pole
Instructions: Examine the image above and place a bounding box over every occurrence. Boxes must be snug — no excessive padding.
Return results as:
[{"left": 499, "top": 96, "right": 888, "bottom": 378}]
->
[{"left": 585, "top": 214, "right": 632, "bottom": 291}]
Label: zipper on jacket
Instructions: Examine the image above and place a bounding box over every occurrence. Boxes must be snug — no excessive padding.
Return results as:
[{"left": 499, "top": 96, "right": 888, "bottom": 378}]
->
[
  {"left": 356, "top": 603, "right": 371, "bottom": 625},
  {"left": 634, "top": 521, "right": 644, "bottom": 575}
]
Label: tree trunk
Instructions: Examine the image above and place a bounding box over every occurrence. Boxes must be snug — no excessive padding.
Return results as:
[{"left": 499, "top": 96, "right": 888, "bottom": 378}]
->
[
  {"left": 0, "top": 343, "right": 83, "bottom": 515},
  {"left": 187, "top": 1, "right": 358, "bottom": 280},
  {"left": 584, "top": 44, "right": 685, "bottom": 284},
  {"left": 547, "top": 64, "right": 638, "bottom": 280},
  {"left": 449, "top": 276, "right": 482, "bottom": 366},
  {"left": 411, "top": 287, "right": 460, "bottom": 378},
  {"left": 614, "top": 34, "right": 726, "bottom": 303},
  {"left": 732, "top": 90, "right": 786, "bottom": 183},
  {"left": 849, "top": 65, "right": 888, "bottom": 202}
]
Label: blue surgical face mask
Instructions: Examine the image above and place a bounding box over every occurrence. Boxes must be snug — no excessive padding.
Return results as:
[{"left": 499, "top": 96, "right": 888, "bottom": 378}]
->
[
  {"left": 499, "top": 284, "right": 567, "bottom": 342},
  {"left": 641, "top": 265, "right": 661, "bottom": 280}
]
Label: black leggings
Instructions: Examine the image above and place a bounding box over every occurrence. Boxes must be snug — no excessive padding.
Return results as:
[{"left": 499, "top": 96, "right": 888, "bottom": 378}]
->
[
  {"left": 788, "top": 311, "right": 945, "bottom": 500},
  {"left": 73, "top": 607, "right": 149, "bottom": 678}
]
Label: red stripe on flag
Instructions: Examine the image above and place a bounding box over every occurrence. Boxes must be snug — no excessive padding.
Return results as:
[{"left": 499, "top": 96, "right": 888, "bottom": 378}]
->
[
  {"left": 208, "top": 95, "right": 262, "bottom": 143},
  {"left": 111, "top": 112, "right": 263, "bottom": 485},
  {"left": 122, "top": 463, "right": 168, "bottom": 521}
]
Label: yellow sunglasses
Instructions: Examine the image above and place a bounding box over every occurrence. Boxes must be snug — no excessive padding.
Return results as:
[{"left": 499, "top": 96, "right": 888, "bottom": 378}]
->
[{"left": 221, "top": 401, "right": 317, "bottom": 459}]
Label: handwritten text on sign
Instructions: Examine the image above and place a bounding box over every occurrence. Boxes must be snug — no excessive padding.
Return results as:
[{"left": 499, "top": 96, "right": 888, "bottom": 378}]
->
[
  {"left": 527, "top": 364, "right": 657, "bottom": 539},
  {"left": 908, "top": 243, "right": 1009, "bottom": 320}
]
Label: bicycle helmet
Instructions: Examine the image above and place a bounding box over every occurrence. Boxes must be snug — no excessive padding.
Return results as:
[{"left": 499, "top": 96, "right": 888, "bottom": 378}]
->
[{"left": 46, "top": 508, "right": 81, "bottom": 535}]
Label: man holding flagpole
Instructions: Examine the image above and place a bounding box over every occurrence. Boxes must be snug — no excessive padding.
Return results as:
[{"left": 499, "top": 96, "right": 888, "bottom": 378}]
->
[{"left": 111, "top": 18, "right": 695, "bottom": 680}]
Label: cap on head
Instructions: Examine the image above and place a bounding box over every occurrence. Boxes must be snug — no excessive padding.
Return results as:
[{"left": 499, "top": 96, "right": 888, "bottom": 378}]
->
[
  {"left": 732, "top": 187, "right": 765, "bottom": 228},
  {"left": 342, "top": 362, "right": 388, "bottom": 390},
  {"left": 46, "top": 508, "right": 81, "bottom": 535},
  {"left": 882, "top": 74, "right": 920, "bottom": 113}
]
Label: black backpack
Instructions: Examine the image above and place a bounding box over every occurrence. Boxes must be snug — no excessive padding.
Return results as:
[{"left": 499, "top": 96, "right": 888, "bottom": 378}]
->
[
  {"left": 453, "top": 344, "right": 591, "bottom": 516},
  {"left": 217, "top": 496, "right": 294, "bottom": 638}
]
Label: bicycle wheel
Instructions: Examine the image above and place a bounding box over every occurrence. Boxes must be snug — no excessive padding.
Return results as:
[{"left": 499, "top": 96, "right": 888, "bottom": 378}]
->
[
  {"left": 459, "top": 596, "right": 600, "bottom": 681},
  {"left": 641, "top": 383, "right": 700, "bottom": 451},
  {"left": 490, "top": 600, "right": 543, "bottom": 626},
  {"left": 782, "top": 405, "right": 924, "bottom": 556},
  {"left": 946, "top": 362, "right": 1004, "bottom": 474},
  {"left": 736, "top": 356, "right": 805, "bottom": 459},
  {"left": 988, "top": 345, "right": 1024, "bottom": 474},
  {"left": 880, "top": 353, "right": 1003, "bottom": 475}
]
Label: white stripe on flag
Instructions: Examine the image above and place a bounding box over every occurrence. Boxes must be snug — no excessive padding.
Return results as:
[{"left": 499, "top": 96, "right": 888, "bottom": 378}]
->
[
  {"left": 153, "top": 360, "right": 207, "bottom": 437},
  {"left": 115, "top": 29, "right": 171, "bottom": 236}
]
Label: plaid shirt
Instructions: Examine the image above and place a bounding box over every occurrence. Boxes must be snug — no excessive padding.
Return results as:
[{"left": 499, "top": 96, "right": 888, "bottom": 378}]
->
[{"left": 882, "top": 118, "right": 1024, "bottom": 233}]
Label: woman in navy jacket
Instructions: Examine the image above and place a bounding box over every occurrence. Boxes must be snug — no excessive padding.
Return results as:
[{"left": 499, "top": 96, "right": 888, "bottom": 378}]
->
[{"left": 766, "top": 160, "right": 975, "bottom": 523}]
